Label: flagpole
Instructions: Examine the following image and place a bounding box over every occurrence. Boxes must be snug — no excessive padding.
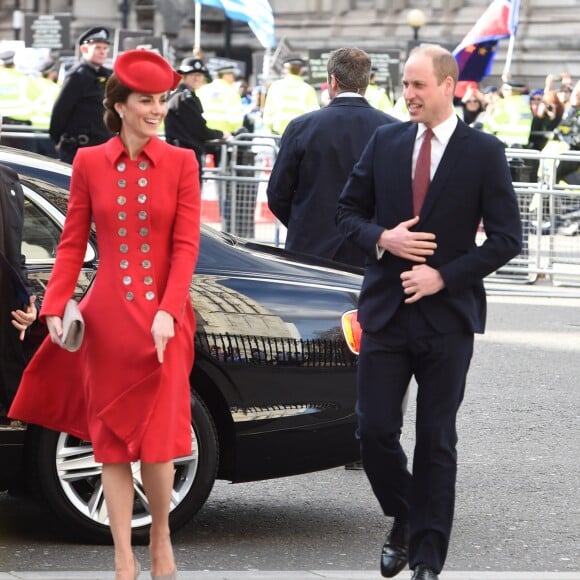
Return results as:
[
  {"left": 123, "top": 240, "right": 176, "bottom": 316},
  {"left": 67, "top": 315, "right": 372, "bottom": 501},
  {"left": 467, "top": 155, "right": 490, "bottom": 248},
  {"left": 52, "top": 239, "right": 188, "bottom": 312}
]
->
[
  {"left": 194, "top": 0, "right": 201, "bottom": 55},
  {"left": 502, "top": 32, "right": 515, "bottom": 81}
]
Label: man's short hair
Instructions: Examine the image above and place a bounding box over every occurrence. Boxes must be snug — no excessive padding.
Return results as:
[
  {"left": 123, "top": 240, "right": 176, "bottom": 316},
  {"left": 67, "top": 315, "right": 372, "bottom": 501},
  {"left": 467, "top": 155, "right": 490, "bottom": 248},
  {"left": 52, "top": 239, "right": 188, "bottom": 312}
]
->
[
  {"left": 409, "top": 44, "right": 458, "bottom": 87},
  {"left": 327, "top": 47, "right": 371, "bottom": 93}
]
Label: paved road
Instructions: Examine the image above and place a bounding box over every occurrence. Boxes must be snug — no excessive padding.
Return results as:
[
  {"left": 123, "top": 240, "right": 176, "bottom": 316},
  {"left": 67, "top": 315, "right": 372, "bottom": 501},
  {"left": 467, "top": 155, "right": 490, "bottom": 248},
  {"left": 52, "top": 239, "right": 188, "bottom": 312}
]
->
[{"left": 0, "top": 284, "right": 578, "bottom": 580}]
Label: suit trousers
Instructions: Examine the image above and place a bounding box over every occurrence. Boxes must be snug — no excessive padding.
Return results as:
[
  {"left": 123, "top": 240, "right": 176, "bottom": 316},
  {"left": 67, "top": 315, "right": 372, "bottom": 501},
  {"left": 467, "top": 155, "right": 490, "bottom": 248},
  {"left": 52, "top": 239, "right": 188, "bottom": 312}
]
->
[{"left": 356, "top": 302, "right": 474, "bottom": 573}]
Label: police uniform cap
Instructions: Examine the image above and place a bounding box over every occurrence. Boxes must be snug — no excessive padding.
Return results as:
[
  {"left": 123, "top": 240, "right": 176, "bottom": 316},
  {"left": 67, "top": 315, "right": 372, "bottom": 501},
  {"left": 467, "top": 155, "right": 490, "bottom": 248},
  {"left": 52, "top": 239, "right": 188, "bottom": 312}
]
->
[
  {"left": 283, "top": 57, "right": 306, "bottom": 67},
  {"left": 216, "top": 65, "right": 237, "bottom": 75},
  {"left": 178, "top": 57, "right": 208, "bottom": 75},
  {"left": 40, "top": 59, "right": 58, "bottom": 74},
  {"left": 114, "top": 49, "right": 181, "bottom": 93},
  {"left": 502, "top": 80, "right": 525, "bottom": 90},
  {"left": 78, "top": 26, "right": 110, "bottom": 46},
  {"left": 0, "top": 50, "right": 15, "bottom": 66}
]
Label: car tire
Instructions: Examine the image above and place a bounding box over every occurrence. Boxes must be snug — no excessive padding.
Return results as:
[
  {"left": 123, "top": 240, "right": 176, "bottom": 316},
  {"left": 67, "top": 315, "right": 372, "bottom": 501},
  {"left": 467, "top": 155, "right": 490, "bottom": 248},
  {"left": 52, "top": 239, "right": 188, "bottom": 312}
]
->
[{"left": 25, "top": 392, "right": 218, "bottom": 544}]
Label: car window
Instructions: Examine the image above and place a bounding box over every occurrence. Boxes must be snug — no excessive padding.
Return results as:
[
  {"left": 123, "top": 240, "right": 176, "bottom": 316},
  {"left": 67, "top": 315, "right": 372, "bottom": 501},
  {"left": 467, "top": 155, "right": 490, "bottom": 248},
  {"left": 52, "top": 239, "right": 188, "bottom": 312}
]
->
[
  {"left": 22, "top": 197, "right": 60, "bottom": 260},
  {"left": 21, "top": 185, "right": 96, "bottom": 265}
]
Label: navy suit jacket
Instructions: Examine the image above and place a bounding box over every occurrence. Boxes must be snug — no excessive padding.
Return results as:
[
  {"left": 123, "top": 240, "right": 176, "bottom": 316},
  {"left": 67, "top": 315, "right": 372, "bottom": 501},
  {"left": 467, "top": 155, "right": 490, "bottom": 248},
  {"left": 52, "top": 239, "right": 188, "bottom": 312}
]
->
[
  {"left": 337, "top": 119, "right": 522, "bottom": 334},
  {"left": 267, "top": 96, "right": 397, "bottom": 267}
]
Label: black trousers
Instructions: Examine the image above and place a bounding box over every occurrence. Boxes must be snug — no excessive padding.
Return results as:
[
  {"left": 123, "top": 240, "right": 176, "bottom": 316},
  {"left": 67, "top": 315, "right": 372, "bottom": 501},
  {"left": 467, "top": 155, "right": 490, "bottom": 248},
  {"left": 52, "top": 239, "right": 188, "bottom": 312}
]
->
[{"left": 357, "top": 303, "right": 474, "bottom": 574}]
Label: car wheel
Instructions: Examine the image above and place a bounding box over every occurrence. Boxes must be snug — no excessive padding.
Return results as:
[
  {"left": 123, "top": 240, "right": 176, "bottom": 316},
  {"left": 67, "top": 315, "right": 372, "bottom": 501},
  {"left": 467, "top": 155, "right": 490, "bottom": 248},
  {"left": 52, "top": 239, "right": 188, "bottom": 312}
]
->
[{"left": 26, "top": 393, "right": 218, "bottom": 543}]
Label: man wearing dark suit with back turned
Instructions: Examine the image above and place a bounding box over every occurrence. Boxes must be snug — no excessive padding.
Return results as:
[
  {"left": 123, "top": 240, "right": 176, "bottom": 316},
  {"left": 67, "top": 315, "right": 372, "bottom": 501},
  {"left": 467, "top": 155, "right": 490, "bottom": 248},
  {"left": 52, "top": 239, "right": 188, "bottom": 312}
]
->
[
  {"left": 0, "top": 163, "right": 37, "bottom": 416},
  {"left": 336, "top": 45, "right": 522, "bottom": 580},
  {"left": 267, "top": 47, "right": 398, "bottom": 268}
]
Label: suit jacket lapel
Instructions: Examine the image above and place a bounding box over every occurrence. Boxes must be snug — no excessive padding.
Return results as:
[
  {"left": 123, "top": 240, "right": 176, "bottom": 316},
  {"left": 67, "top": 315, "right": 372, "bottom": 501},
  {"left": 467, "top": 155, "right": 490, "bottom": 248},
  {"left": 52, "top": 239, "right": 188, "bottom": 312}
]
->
[
  {"left": 420, "top": 120, "right": 469, "bottom": 220},
  {"left": 398, "top": 123, "right": 417, "bottom": 219}
]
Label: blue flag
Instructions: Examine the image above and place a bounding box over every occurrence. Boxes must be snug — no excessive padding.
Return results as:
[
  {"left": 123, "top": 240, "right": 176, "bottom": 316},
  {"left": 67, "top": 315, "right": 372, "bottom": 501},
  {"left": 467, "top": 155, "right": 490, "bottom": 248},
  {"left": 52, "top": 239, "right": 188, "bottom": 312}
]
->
[
  {"left": 453, "top": 0, "right": 520, "bottom": 82},
  {"left": 196, "top": 0, "right": 276, "bottom": 49}
]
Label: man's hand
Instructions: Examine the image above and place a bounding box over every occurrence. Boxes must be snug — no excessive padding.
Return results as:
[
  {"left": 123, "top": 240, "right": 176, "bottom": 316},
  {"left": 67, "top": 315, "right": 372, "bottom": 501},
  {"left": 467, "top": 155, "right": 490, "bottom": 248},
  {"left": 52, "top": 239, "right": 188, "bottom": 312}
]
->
[
  {"left": 378, "top": 216, "right": 437, "bottom": 262},
  {"left": 151, "top": 310, "right": 175, "bottom": 363},
  {"left": 11, "top": 295, "right": 37, "bottom": 341},
  {"left": 401, "top": 264, "right": 445, "bottom": 303}
]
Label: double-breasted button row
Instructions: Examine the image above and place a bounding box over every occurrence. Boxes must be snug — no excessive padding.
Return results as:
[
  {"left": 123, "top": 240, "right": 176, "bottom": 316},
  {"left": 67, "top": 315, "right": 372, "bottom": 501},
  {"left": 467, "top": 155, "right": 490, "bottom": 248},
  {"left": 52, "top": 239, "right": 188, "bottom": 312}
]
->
[
  {"left": 116, "top": 161, "right": 149, "bottom": 172},
  {"left": 115, "top": 159, "right": 156, "bottom": 302}
]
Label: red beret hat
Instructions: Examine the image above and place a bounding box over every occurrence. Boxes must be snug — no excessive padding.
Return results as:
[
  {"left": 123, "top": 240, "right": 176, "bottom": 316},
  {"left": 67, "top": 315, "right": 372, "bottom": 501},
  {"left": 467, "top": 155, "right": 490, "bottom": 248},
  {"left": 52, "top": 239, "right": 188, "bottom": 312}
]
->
[{"left": 114, "top": 49, "right": 181, "bottom": 93}]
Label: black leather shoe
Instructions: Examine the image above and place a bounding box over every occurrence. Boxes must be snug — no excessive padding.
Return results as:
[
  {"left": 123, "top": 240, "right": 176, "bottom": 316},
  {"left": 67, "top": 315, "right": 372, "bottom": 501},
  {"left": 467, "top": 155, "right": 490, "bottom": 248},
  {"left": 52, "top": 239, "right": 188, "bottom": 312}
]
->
[
  {"left": 380, "top": 519, "right": 409, "bottom": 577},
  {"left": 411, "top": 564, "right": 439, "bottom": 580}
]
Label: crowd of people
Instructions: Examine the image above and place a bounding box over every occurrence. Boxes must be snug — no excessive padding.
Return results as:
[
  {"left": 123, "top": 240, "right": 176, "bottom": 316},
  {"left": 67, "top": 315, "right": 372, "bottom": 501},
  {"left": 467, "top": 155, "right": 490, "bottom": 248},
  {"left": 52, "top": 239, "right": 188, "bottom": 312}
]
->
[{"left": 1, "top": 30, "right": 578, "bottom": 172}]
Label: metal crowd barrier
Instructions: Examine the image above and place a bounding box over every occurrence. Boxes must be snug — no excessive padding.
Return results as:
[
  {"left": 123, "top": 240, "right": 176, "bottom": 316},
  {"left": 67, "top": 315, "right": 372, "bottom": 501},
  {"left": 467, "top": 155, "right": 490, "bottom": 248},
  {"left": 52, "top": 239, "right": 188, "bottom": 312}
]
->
[
  {"left": 200, "top": 133, "right": 283, "bottom": 245},
  {"left": 2, "top": 127, "right": 579, "bottom": 287},
  {"left": 201, "top": 137, "right": 580, "bottom": 288},
  {"left": 495, "top": 147, "right": 580, "bottom": 287},
  {"left": 0, "top": 124, "right": 58, "bottom": 158}
]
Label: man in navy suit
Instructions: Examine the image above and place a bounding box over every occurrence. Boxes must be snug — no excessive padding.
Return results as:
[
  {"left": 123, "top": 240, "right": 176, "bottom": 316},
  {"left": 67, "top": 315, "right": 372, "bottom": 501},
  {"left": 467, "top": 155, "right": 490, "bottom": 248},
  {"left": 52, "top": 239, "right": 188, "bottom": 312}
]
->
[
  {"left": 267, "top": 47, "right": 398, "bottom": 268},
  {"left": 337, "top": 45, "right": 522, "bottom": 580}
]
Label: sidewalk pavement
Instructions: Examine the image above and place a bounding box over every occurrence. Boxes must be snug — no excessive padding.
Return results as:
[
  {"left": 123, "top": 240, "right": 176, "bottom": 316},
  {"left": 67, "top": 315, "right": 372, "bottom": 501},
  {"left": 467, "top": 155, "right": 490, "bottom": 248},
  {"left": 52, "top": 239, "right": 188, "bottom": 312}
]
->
[
  {"left": 484, "top": 275, "right": 580, "bottom": 298},
  {"left": 0, "top": 572, "right": 578, "bottom": 580}
]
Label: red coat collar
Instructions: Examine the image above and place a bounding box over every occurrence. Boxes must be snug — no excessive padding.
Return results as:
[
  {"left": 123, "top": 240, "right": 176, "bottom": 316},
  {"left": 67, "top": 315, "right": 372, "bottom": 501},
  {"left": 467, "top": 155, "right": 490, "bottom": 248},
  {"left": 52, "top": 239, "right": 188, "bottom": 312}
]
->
[{"left": 104, "top": 135, "right": 168, "bottom": 167}]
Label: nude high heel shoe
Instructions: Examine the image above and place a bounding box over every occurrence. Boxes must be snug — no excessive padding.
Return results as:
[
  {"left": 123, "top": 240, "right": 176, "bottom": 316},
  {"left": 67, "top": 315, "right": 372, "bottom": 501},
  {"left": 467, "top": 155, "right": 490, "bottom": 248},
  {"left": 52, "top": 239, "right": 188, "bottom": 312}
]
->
[{"left": 134, "top": 558, "right": 141, "bottom": 579}]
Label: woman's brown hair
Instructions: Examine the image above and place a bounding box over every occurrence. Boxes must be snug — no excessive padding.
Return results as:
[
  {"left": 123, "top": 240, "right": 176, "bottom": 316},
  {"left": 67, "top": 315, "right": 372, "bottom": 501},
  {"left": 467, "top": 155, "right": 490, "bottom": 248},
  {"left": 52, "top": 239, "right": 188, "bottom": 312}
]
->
[{"left": 103, "top": 74, "right": 132, "bottom": 133}]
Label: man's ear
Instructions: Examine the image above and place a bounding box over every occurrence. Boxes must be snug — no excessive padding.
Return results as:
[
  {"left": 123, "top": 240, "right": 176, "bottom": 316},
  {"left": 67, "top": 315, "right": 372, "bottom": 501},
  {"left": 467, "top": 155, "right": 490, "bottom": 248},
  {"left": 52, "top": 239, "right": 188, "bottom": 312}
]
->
[{"left": 445, "top": 76, "right": 456, "bottom": 97}]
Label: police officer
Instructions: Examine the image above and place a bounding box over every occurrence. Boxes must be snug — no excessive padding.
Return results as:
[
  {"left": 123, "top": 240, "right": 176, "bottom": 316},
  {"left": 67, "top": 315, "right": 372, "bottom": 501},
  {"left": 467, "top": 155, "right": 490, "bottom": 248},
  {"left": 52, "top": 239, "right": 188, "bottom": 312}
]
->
[
  {"left": 165, "top": 57, "right": 230, "bottom": 183},
  {"left": 262, "top": 57, "right": 319, "bottom": 135},
  {"left": 49, "top": 27, "right": 113, "bottom": 163},
  {"left": 365, "top": 67, "right": 393, "bottom": 113},
  {"left": 482, "top": 81, "right": 532, "bottom": 147},
  {"left": 197, "top": 64, "right": 244, "bottom": 134},
  {"left": 0, "top": 50, "right": 35, "bottom": 126}
]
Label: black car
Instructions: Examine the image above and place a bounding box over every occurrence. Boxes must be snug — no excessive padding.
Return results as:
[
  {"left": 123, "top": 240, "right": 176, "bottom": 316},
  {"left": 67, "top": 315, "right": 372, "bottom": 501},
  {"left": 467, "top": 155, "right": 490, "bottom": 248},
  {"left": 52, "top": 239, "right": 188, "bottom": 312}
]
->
[{"left": 0, "top": 146, "right": 362, "bottom": 543}]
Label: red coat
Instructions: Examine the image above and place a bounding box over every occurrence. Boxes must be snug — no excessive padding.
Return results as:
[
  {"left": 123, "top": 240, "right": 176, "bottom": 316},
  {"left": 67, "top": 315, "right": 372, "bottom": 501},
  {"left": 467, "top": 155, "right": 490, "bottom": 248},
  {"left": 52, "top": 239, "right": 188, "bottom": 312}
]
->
[{"left": 10, "top": 136, "right": 201, "bottom": 463}]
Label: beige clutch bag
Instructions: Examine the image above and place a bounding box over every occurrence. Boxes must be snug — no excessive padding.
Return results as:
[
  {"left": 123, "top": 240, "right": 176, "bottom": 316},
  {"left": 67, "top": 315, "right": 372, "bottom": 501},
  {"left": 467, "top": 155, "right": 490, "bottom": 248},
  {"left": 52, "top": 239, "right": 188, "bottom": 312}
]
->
[{"left": 60, "top": 299, "right": 85, "bottom": 352}]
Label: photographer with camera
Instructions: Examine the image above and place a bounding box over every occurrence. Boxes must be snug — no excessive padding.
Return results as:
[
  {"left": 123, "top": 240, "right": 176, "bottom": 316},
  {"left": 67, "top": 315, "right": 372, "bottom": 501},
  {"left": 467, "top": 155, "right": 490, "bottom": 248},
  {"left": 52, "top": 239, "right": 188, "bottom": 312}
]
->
[
  {"left": 544, "top": 73, "right": 574, "bottom": 112},
  {"left": 528, "top": 89, "right": 564, "bottom": 151}
]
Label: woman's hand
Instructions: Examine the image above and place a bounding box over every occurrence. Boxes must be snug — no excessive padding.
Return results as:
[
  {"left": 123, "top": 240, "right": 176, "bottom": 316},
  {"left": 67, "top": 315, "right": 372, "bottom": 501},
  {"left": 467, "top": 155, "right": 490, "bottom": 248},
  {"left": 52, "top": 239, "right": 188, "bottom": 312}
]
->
[
  {"left": 151, "top": 310, "right": 175, "bottom": 363},
  {"left": 11, "top": 295, "right": 38, "bottom": 340},
  {"left": 45, "top": 313, "right": 64, "bottom": 345}
]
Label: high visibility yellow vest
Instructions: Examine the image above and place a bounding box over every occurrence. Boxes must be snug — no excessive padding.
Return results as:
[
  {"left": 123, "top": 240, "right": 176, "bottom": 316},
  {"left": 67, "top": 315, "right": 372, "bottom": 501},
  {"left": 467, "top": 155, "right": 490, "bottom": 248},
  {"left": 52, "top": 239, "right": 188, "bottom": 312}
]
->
[
  {"left": 0, "top": 68, "right": 37, "bottom": 123},
  {"left": 197, "top": 78, "right": 244, "bottom": 134},
  {"left": 29, "top": 76, "right": 60, "bottom": 129},
  {"left": 391, "top": 96, "right": 410, "bottom": 121},
  {"left": 365, "top": 84, "right": 393, "bottom": 113},
  {"left": 483, "top": 95, "right": 532, "bottom": 147},
  {"left": 262, "top": 74, "right": 319, "bottom": 135}
]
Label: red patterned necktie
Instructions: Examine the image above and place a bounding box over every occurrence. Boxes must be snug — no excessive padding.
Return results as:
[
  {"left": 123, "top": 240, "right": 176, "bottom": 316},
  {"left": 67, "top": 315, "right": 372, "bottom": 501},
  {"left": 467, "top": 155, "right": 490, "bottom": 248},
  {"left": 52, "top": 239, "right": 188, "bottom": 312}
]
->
[{"left": 413, "top": 128, "right": 434, "bottom": 215}]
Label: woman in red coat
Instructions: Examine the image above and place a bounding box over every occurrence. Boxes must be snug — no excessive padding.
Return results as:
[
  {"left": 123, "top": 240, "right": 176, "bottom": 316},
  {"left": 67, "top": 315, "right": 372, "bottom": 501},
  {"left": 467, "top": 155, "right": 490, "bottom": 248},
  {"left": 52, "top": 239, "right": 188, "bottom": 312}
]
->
[{"left": 10, "top": 50, "right": 200, "bottom": 580}]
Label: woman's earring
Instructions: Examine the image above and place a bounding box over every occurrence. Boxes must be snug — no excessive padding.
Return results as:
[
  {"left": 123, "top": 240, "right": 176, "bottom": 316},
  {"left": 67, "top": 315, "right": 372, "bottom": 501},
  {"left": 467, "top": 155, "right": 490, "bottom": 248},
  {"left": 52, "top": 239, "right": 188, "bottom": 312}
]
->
[{"left": 119, "top": 112, "right": 124, "bottom": 119}]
